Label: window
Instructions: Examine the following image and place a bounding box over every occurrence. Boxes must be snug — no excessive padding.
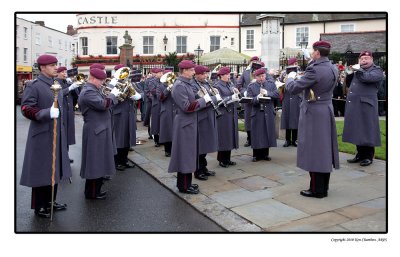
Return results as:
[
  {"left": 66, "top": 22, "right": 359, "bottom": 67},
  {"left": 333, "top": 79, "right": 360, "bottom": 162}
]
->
[
  {"left": 35, "top": 33, "right": 41, "bottom": 45},
  {"left": 296, "top": 27, "right": 309, "bottom": 47},
  {"left": 210, "top": 36, "right": 220, "bottom": 52},
  {"left": 48, "top": 36, "right": 53, "bottom": 47},
  {"left": 176, "top": 36, "right": 187, "bottom": 53},
  {"left": 231, "top": 37, "right": 234, "bottom": 46},
  {"left": 143, "top": 36, "right": 154, "bottom": 54},
  {"left": 59, "top": 39, "right": 62, "bottom": 50},
  {"left": 106, "top": 36, "right": 118, "bottom": 54},
  {"left": 16, "top": 47, "right": 19, "bottom": 61},
  {"left": 341, "top": 24, "right": 355, "bottom": 32},
  {"left": 81, "top": 37, "right": 88, "bottom": 55},
  {"left": 246, "top": 30, "right": 254, "bottom": 49},
  {"left": 23, "top": 48, "right": 28, "bottom": 62},
  {"left": 23, "top": 27, "right": 28, "bottom": 39}
]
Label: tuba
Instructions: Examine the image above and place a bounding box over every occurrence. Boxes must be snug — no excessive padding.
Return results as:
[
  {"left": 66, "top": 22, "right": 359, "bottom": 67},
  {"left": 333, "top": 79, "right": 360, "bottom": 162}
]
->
[{"left": 112, "top": 67, "right": 136, "bottom": 102}]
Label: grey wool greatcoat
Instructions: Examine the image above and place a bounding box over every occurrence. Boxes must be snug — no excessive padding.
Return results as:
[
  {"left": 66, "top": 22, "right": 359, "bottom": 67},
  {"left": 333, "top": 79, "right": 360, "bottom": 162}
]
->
[
  {"left": 56, "top": 78, "right": 76, "bottom": 145},
  {"left": 280, "top": 73, "right": 301, "bottom": 130},
  {"left": 143, "top": 77, "right": 153, "bottom": 126},
  {"left": 190, "top": 78, "right": 219, "bottom": 155},
  {"left": 112, "top": 98, "right": 137, "bottom": 148},
  {"left": 214, "top": 80, "right": 239, "bottom": 151},
  {"left": 285, "top": 57, "right": 340, "bottom": 173},
  {"left": 342, "top": 64, "right": 383, "bottom": 146},
  {"left": 247, "top": 78, "right": 279, "bottom": 149},
  {"left": 167, "top": 76, "right": 207, "bottom": 174},
  {"left": 237, "top": 69, "right": 253, "bottom": 131},
  {"left": 78, "top": 83, "right": 117, "bottom": 179},
  {"left": 149, "top": 77, "right": 162, "bottom": 135},
  {"left": 158, "top": 82, "right": 175, "bottom": 143},
  {"left": 20, "top": 74, "right": 72, "bottom": 188}
]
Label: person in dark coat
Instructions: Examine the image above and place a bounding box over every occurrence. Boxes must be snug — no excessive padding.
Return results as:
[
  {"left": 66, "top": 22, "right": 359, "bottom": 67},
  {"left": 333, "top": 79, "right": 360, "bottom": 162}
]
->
[
  {"left": 20, "top": 55, "right": 72, "bottom": 218},
  {"left": 143, "top": 73, "right": 154, "bottom": 139},
  {"left": 167, "top": 60, "right": 212, "bottom": 194},
  {"left": 55, "top": 67, "right": 80, "bottom": 163},
  {"left": 343, "top": 50, "right": 384, "bottom": 166},
  {"left": 237, "top": 56, "right": 260, "bottom": 147},
  {"left": 377, "top": 70, "right": 386, "bottom": 116},
  {"left": 158, "top": 72, "right": 176, "bottom": 157},
  {"left": 215, "top": 67, "right": 240, "bottom": 167},
  {"left": 190, "top": 65, "right": 220, "bottom": 180},
  {"left": 285, "top": 41, "right": 340, "bottom": 198},
  {"left": 148, "top": 68, "right": 164, "bottom": 146},
  {"left": 280, "top": 57, "right": 302, "bottom": 147},
  {"left": 78, "top": 67, "right": 121, "bottom": 200},
  {"left": 247, "top": 68, "right": 279, "bottom": 161}
]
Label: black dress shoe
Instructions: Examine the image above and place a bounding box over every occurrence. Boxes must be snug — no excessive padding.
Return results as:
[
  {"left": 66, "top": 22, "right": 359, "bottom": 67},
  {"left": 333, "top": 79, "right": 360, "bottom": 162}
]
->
[
  {"left": 227, "top": 161, "right": 236, "bottom": 166},
  {"left": 165, "top": 152, "right": 171, "bottom": 157},
  {"left": 244, "top": 141, "right": 250, "bottom": 147},
  {"left": 300, "top": 190, "right": 325, "bottom": 198},
  {"left": 283, "top": 141, "right": 290, "bottom": 147},
  {"left": 155, "top": 143, "right": 160, "bottom": 147},
  {"left": 195, "top": 173, "right": 208, "bottom": 180},
  {"left": 129, "top": 147, "right": 134, "bottom": 151},
  {"left": 116, "top": 164, "right": 126, "bottom": 171},
  {"left": 252, "top": 157, "right": 259, "bottom": 162},
  {"left": 264, "top": 156, "right": 271, "bottom": 161},
  {"left": 85, "top": 194, "right": 107, "bottom": 200},
  {"left": 292, "top": 142, "right": 297, "bottom": 147},
  {"left": 347, "top": 156, "right": 361, "bottom": 163},
  {"left": 35, "top": 208, "right": 51, "bottom": 218},
  {"left": 124, "top": 162, "right": 135, "bottom": 169},
  {"left": 69, "top": 159, "right": 74, "bottom": 163},
  {"left": 179, "top": 185, "right": 199, "bottom": 194},
  {"left": 48, "top": 202, "right": 67, "bottom": 211},
  {"left": 360, "top": 159, "right": 373, "bottom": 166},
  {"left": 191, "top": 184, "right": 199, "bottom": 189},
  {"left": 148, "top": 135, "right": 153, "bottom": 139},
  {"left": 219, "top": 162, "right": 229, "bottom": 168},
  {"left": 103, "top": 175, "right": 112, "bottom": 181},
  {"left": 204, "top": 170, "right": 216, "bottom": 176}
]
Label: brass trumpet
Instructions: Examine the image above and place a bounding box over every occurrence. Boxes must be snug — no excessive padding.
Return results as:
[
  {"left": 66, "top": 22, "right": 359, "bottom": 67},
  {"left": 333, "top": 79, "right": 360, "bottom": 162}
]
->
[{"left": 74, "top": 73, "right": 86, "bottom": 86}]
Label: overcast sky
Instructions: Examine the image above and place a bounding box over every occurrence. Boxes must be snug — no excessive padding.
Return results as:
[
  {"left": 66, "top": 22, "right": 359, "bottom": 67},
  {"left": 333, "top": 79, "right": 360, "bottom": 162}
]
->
[{"left": 16, "top": 13, "right": 77, "bottom": 33}]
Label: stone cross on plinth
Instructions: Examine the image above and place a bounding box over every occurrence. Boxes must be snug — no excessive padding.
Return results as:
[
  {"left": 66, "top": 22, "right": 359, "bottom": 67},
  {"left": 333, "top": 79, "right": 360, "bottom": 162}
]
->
[{"left": 119, "top": 30, "right": 134, "bottom": 67}]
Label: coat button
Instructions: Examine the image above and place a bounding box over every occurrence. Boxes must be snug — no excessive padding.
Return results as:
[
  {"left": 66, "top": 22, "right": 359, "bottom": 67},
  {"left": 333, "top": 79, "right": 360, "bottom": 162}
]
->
[
  {"left": 350, "top": 91, "right": 352, "bottom": 94},
  {"left": 290, "top": 98, "right": 292, "bottom": 100},
  {"left": 348, "top": 100, "right": 351, "bottom": 103}
]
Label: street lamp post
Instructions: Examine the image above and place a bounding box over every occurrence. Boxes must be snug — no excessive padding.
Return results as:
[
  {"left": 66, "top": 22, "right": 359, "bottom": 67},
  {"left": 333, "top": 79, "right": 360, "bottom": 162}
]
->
[
  {"left": 194, "top": 44, "right": 204, "bottom": 65},
  {"left": 299, "top": 38, "right": 308, "bottom": 71},
  {"left": 163, "top": 35, "right": 168, "bottom": 52}
]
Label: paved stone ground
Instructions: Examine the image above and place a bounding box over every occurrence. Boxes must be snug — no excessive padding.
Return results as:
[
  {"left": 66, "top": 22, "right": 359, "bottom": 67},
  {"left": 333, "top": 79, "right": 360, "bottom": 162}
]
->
[{"left": 130, "top": 114, "right": 387, "bottom": 232}]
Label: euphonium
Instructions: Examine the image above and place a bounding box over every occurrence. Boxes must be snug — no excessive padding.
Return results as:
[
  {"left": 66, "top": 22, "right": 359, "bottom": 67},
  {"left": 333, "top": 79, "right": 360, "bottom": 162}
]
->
[
  {"left": 160, "top": 71, "right": 176, "bottom": 91},
  {"left": 74, "top": 73, "right": 86, "bottom": 85}
]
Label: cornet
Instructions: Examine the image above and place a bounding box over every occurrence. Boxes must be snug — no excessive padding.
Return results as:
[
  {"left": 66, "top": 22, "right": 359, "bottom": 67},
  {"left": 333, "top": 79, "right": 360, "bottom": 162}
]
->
[
  {"left": 160, "top": 71, "right": 176, "bottom": 91},
  {"left": 74, "top": 73, "right": 86, "bottom": 86},
  {"left": 196, "top": 82, "right": 222, "bottom": 118}
]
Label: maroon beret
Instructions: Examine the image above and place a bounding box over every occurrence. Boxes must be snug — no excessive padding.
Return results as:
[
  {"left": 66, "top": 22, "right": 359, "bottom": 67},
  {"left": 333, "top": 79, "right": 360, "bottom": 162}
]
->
[
  {"left": 114, "top": 64, "right": 125, "bottom": 71},
  {"left": 57, "top": 66, "right": 67, "bottom": 73},
  {"left": 288, "top": 57, "right": 298, "bottom": 66},
  {"left": 90, "top": 68, "right": 107, "bottom": 80},
  {"left": 254, "top": 68, "right": 266, "bottom": 76},
  {"left": 178, "top": 60, "right": 195, "bottom": 69},
  {"left": 217, "top": 66, "right": 230, "bottom": 76},
  {"left": 312, "top": 40, "right": 331, "bottom": 49},
  {"left": 260, "top": 62, "right": 265, "bottom": 67},
  {"left": 250, "top": 56, "right": 259, "bottom": 62},
  {"left": 359, "top": 50, "right": 373, "bottom": 58},
  {"left": 90, "top": 63, "right": 105, "bottom": 70},
  {"left": 204, "top": 66, "right": 210, "bottom": 72},
  {"left": 194, "top": 65, "right": 209, "bottom": 74},
  {"left": 37, "top": 54, "right": 58, "bottom": 65},
  {"left": 151, "top": 67, "right": 163, "bottom": 73}
]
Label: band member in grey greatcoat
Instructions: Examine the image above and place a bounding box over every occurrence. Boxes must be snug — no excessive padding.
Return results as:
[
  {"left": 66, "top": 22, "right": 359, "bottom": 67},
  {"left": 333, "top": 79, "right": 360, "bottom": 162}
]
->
[
  {"left": 148, "top": 68, "right": 164, "bottom": 146},
  {"left": 78, "top": 67, "right": 121, "bottom": 200},
  {"left": 158, "top": 73, "right": 175, "bottom": 157},
  {"left": 190, "top": 65, "right": 220, "bottom": 180},
  {"left": 214, "top": 67, "right": 240, "bottom": 168},
  {"left": 343, "top": 50, "right": 383, "bottom": 167},
  {"left": 167, "top": 60, "right": 213, "bottom": 194},
  {"left": 285, "top": 40, "right": 340, "bottom": 198},
  {"left": 280, "top": 57, "right": 302, "bottom": 147},
  {"left": 237, "top": 56, "right": 260, "bottom": 147},
  {"left": 20, "top": 55, "right": 72, "bottom": 218},
  {"left": 247, "top": 68, "right": 279, "bottom": 161}
]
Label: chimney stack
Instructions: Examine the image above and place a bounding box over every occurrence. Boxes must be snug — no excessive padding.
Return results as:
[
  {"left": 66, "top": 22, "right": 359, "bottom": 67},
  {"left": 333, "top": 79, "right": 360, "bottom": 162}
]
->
[{"left": 35, "top": 21, "right": 45, "bottom": 26}]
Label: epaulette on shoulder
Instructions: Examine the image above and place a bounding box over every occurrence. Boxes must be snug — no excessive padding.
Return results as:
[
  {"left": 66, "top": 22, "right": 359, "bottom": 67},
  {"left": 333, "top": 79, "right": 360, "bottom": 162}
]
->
[{"left": 26, "top": 79, "right": 38, "bottom": 87}]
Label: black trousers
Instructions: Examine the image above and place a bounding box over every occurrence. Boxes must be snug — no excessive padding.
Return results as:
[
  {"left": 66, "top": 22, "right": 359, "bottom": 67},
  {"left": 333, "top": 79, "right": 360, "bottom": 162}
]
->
[
  {"left": 252, "top": 148, "right": 270, "bottom": 159},
  {"left": 85, "top": 178, "right": 104, "bottom": 198},
  {"left": 356, "top": 145, "right": 375, "bottom": 161},
  {"left": 114, "top": 147, "right": 130, "bottom": 166},
  {"left": 31, "top": 184, "right": 58, "bottom": 210},
  {"left": 309, "top": 172, "right": 330, "bottom": 194},
  {"left": 153, "top": 134, "right": 159, "bottom": 144},
  {"left": 246, "top": 131, "right": 251, "bottom": 144},
  {"left": 177, "top": 172, "right": 193, "bottom": 191},
  {"left": 217, "top": 151, "right": 231, "bottom": 164},
  {"left": 285, "top": 129, "right": 298, "bottom": 143},
  {"left": 195, "top": 154, "right": 208, "bottom": 176},
  {"left": 164, "top": 141, "right": 172, "bottom": 154}
]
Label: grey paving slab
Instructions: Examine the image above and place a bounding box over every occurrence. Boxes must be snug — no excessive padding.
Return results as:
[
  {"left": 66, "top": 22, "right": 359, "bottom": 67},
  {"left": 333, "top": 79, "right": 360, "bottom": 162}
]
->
[
  {"left": 229, "top": 175, "right": 281, "bottom": 191},
  {"left": 335, "top": 198, "right": 386, "bottom": 219},
  {"left": 267, "top": 212, "right": 350, "bottom": 232},
  {"left": 128, "top": 151, "right": 151, "bottom": 165},
  {"left": 340, "top": 211, "right": 386, "bottom": 232},
  {"left": 231, "top": 198, "right": 310, "bottom": 229},
  {"left": 318, "top": 225, "right": 350, "bottom": 232},
  {"left": 209, "top": 188, "right": 273, "bottom": 208}
]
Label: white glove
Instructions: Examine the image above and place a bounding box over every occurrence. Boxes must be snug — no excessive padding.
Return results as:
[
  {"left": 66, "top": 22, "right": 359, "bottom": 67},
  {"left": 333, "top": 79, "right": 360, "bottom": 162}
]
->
[
  {"left": 167, "top": 85, "right": 173, "bottom": 91},
  {"left": 109, "top": 78, "right": 118, "bottom": 87},
  {"left": 203, "top": 93, "right": 212, "bottom": 103},
  {"left": 232, "top": 94, "right": 240, "bottom": 102},
  {"left": 50, "top": 106, "right": 59, "bottom": 119},
  {"left": 352, "top": 64, "right": 361, "bottom": 71},
  {"left": 251, "top": 79, "right": 256, "bottom": 83},
  {"left": 215, "top": 94, "right": 222, "bottom": 102},
  {"left": 66, "top": 78, "right": 72, "bottom": 83},
  {"left": 68, "top": 83, "right": 79, "bottom": 91},
  {"left": 302, "top": 48, "right": 310, "bottom": 59},
  {"left": 110, "top": 87, "right": 121, "bottom": 97},
  {"left": 243, "top": 91, "right": 248, "bottom": 97},
  {"left": 288, "top": 71, "right": 297, "bottom": 79},
  {"left": 130, "top": 92, "right": 142, "bottom": 101}
]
